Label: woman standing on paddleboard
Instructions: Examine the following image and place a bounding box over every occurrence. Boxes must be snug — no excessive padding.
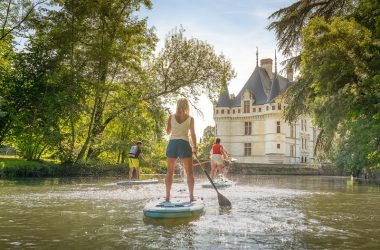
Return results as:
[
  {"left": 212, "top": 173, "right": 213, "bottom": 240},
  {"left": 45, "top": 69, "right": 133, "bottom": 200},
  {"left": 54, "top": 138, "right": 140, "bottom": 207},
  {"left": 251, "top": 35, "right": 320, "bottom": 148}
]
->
[
  {"left": 165, "top": 98, "right": 197, "bottom": 202},
  {"left": 210, "top": 137, "right": 229, "bottom": 179}
]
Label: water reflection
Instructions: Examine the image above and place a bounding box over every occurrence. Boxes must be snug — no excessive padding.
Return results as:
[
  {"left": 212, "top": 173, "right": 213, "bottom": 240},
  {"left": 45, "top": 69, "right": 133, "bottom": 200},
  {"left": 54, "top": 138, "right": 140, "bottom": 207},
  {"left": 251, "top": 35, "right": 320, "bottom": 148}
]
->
[{"left": 0, "top": 176, "right": 379, "bottom": 249}]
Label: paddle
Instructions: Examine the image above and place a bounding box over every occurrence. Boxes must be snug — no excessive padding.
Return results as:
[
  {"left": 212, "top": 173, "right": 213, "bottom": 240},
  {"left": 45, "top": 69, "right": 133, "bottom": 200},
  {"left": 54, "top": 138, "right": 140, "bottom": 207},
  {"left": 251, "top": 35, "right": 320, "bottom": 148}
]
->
[{"left": 193, "top": 155, "right": 232, "bottom": 208}]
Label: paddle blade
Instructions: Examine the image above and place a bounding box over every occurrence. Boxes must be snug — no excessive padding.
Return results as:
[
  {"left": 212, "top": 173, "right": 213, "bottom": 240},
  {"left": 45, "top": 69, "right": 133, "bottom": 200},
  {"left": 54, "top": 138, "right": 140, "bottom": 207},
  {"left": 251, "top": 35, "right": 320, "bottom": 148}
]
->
[{"left": 217, "top": 192, "right": 232, "bottom": 208}]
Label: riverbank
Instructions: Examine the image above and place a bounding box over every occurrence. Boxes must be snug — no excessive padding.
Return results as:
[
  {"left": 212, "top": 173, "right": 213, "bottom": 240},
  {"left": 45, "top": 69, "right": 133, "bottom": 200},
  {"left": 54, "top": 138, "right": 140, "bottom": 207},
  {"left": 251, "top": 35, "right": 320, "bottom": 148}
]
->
[
  {"left": 227, "top": 163, "right": 347, "bottom": 176},
  {"left": 0, "top": 156, "right": 155, "bottom": 178}
]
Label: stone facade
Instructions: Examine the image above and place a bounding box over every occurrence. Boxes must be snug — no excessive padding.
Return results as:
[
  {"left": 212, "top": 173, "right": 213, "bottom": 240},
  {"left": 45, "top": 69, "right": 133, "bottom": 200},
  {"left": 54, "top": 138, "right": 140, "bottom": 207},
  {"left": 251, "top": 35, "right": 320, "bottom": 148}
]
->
[{"left": 214, "top": 57, "right": 318, "bottom": 164}]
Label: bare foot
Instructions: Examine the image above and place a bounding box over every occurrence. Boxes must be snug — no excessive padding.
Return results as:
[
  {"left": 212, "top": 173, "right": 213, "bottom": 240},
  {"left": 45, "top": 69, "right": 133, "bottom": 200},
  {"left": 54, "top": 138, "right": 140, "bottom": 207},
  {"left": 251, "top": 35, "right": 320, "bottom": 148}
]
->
[
  {"left": 165, "top": 197, "right": 170, "bottom": 202},
  {"left": 190, "top": 197, "right": 197, "bottom": 202}
]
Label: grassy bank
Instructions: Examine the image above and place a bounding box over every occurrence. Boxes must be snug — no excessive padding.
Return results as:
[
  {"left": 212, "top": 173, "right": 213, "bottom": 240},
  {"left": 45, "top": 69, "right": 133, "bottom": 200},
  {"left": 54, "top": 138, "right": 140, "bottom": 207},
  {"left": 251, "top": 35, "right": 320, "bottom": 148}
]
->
[{"left": 0, "top": 156, "right": 157, "bottom": 178}]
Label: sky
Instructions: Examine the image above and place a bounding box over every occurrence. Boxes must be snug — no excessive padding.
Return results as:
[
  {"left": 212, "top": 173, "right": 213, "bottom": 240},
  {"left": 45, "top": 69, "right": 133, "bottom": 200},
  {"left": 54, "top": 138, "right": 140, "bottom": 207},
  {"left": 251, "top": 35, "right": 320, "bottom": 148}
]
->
[{"left": 140, "top": 0, "right": 295, "bottom": 139}]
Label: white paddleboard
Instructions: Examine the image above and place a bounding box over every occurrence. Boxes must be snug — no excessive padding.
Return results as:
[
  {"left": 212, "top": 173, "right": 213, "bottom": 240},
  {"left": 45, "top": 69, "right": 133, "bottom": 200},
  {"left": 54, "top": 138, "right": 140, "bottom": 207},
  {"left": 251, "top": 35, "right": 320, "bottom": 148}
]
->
[
  {"left": 201, "top": 177, "right": 234, "bottom": 188},
  {"left": 116, "top": 179, "right": 159, "bottom": 186},
  {"left": 143, "top": 197, "right": 204, "bottom": 219}
]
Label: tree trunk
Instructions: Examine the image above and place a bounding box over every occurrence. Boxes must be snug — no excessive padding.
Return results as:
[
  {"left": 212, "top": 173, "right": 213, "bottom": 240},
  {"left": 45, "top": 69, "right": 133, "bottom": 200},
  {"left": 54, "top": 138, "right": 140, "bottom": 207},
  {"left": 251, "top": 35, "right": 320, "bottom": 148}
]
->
[{"left": 0, "top": 115, "right": 12, "bottom": 146}]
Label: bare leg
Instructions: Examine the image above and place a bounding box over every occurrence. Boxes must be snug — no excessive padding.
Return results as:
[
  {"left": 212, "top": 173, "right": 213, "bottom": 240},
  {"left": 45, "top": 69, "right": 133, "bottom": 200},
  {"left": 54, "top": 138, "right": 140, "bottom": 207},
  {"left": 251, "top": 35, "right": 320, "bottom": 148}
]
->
[
  {"left": 165, "top": 158, "right": 176, "bottom": 201},
  {"left": 210, "top": 161, "right": 217, "bottom": 179},
  {"left": 136, "top": 167, "right": 140, "bottom": 180},
  {"left": 222, "top": 164, "right": 228, "bottom": 177},
  {"left": 217, "top": 164, "right": 224, "bottom": 177},
  {"left": 182, "top": 157, "right": 195, "bottom": 201},
  {"left": 129, "top": 167, "right": 134, "bottom": 180}
]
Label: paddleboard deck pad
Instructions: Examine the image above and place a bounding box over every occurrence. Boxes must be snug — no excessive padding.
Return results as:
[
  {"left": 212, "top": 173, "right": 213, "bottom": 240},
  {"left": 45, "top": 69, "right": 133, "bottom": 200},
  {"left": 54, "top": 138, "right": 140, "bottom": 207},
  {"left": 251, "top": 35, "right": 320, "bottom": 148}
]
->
[
  {"left": 116, "top": 179, "right": 159, "bottom": 186},
  {"left": 143, "top": 197, "right": 204, "bottom": 219}
]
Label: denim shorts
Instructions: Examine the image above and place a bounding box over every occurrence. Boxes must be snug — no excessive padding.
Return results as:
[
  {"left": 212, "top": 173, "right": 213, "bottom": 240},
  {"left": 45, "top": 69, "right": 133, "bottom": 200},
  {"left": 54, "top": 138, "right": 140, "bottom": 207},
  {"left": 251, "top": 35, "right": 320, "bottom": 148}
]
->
[{"left": 166, "top": 139, "right": 192, "bottom": 158}]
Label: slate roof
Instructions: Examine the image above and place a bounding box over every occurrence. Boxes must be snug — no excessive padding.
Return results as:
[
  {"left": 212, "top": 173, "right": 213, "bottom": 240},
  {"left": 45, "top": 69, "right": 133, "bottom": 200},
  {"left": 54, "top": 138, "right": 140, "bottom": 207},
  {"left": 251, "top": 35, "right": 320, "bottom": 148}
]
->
[
  {"left": 216, "top": 65, "right": 292, "bottom": 107},
  {"left": 216, "top": 86, "right": 231, "bottom": 107},
  {"left": 267, "top": 76, "right": 280, "bottom": 103}
]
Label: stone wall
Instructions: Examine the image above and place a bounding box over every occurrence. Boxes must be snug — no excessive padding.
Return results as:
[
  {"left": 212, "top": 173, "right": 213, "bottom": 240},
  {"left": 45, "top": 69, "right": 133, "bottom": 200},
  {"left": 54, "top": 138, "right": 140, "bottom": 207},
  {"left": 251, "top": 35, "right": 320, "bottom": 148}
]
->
[{"left": 226, "top": 163, "right": 346, "bottom": 176}]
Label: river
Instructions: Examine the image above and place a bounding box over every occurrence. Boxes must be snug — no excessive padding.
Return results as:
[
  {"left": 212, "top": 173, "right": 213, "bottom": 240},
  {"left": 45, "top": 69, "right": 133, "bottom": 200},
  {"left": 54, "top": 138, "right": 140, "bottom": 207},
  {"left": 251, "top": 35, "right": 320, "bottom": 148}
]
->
[{"left": 0, "top": 175, "right": 379, "bottom": 249}]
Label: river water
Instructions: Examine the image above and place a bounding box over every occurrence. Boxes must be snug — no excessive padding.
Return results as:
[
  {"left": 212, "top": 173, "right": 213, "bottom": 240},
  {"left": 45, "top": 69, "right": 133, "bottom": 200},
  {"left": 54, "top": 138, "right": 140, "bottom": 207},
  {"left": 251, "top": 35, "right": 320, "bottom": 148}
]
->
[{"left": 0, "top": 175, "right": 379, "bottom": 249}]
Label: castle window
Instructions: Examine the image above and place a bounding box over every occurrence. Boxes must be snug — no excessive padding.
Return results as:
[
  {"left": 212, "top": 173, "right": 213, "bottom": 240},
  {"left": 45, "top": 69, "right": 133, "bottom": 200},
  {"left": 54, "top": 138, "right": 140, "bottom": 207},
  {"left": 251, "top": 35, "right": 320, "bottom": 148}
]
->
[
  {"left": 290, "top": 124, "right": 294, "bottom": 138},
  {"left": 277, "top": 121, "right": 281, "bottom": 133},
  {"left": 227, "top": 110, "right": 230, "bottom": 114},
  {"left": 243, "top": 101, "right": 250, "bottom": 113},
  {"left": 221, "top": 109, "right": 224, "bottom": 114},
  {"left": 253, "top": 108, "right": 256, "bottom": 112},
  {"left": 244, "top": 143, "right": 251, "bottom": 156},
  {"left": 304, "top": 120, "right": 307, "bottom": 131},
  {"left": 238, "top": 109, "right": 241, "bottom": 113},
  {"left": 290, "top": 145, "right": 294, "bottom": 157},
  {"left": 278, "top": 103, "right": 281, "bottom": 110},
  {"left": 244, "top": 122, "right": 252, "bottom": 135},
  {"left": 266, "top": 106, "right": 269, "bottom": 111},
  {"left": 259, "top": 108, "right": 262, "bottom": 112},
  {"left": 233, "top": 109, "right": 235, "bottom": 114},
  {"left": 301, "top": 120, "right": 304, "bottom": 131},
  {"left": 272, "top": 106, "right": 275, "bottom": 110},
  {"left": 277, "top": 144, "right": 280, "bottom": 149},
  {"left": 216, "top": 109, "right": 219, "bottom": 114}
]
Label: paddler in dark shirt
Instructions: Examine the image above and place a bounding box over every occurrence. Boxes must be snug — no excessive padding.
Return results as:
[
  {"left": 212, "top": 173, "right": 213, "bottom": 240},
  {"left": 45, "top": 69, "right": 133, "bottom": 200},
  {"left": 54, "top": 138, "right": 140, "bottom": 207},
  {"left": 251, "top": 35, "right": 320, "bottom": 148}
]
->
[{"left": 128, "top": 141, "right": 144, "bottom": 180}]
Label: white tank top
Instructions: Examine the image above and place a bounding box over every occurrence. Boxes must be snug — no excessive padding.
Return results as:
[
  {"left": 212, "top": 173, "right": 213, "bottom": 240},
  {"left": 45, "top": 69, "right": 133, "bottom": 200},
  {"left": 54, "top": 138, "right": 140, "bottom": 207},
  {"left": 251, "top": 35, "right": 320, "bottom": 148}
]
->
[{"left": 170, "top": 114, "right": 191, "bottom": 141}]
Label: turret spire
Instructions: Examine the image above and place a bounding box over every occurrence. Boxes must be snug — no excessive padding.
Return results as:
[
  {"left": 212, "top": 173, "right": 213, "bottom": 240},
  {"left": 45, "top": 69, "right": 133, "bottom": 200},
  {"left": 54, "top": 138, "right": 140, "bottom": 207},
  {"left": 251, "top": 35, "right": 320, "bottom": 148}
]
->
[
  {"left": 274, "top": 49, "right": 277, "bottom": 75},
  {"left": 256, "top": 46, "right": 258, "bottom": 66}
]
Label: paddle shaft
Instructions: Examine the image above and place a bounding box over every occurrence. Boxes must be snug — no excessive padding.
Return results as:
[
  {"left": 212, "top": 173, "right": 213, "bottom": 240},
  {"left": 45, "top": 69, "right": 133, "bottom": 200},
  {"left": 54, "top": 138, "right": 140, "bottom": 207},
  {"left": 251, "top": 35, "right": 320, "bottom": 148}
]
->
[
  {"left": 200, "top": 163, "right": 220, "bottom": 193},
  {"left": 193, "top": 155, "right": 232, "bottom": 208}
]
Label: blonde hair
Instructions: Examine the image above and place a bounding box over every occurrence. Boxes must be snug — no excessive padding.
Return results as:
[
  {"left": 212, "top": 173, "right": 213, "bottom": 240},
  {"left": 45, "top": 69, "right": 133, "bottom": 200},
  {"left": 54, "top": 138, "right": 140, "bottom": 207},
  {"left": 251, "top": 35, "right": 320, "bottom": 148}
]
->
[{"left": 175, "top": 98, "right": 190, "bottom": 119}]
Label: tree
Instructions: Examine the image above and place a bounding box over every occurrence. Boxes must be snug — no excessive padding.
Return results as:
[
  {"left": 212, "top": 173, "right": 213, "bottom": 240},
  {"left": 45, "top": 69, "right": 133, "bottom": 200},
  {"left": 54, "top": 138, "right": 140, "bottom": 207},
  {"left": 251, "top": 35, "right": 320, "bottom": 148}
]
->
[
  {"left": 0, "top": 0, "right": 47, "bottom": 41},
  {"left": 4, "top": 37, "right": 73, "bottom": 160},
  {"left": 0, "top": 0, "right": 236, "bottom": 165},
  {"left": 0, "top": 34, "right": 15, "bottom": 145},
  {"left": 267, "top": 0, "right": 355, "bottom": 69},
  {"left": 198, "top": 126, "right": 215, "bottom": 160},
  {"left": 273, "top": 0, "right": 380, "bottom": 172}
]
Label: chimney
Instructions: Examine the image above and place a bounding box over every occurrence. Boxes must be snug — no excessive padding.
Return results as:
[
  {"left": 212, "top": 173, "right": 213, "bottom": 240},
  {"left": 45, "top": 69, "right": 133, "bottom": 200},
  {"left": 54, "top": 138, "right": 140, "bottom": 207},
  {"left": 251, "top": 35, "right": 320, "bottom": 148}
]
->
[
  {"left": 287, "top": 66, "right": 293, "bottom": 81},
  {"left": 260, "top": 58, "right": 273, "bottom": 79}
]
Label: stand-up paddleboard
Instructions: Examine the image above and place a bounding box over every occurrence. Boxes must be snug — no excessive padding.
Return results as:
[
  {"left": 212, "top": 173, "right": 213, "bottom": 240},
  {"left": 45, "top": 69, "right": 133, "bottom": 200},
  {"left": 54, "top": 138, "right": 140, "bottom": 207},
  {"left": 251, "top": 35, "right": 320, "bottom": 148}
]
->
[
  {"left": 143, "top": 197, "right": 204, "bottom": 219},
  {"left": 201, "top": 176, "right": 234, "bottom": 188},
  {"left": 116, "top": 179, "right": 159, "bottom": 186}
]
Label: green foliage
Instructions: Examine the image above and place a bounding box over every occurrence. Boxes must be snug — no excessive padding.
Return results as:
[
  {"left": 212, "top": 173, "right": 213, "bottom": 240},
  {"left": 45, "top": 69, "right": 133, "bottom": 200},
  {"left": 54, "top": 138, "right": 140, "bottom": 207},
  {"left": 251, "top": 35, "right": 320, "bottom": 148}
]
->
[
  {"left": 0, "top": 34, "right": 15, "bottom": 143},
  {"left": 333, "top": 117, "right": 380, "bottom": 175},
  {"left": 0, "top": 0, "right": 236, "bottom": 173},
  {"left": 276, "top": 0, "right": 380, "bottom": 172},
  {"left": 0, "top": 0, "right": 43, "bottom": 41},
  {"left": 0, "top": 156, "right": 132, "bottom": 178},
  {"left": 149, "top": 27, "right": 236, "bottom": 102},
  {"left": 268, "top": 0, "right": 355, "bottom": 69},
  {"left": 198, "top": 126, "right": 215, "bottom": 160}
]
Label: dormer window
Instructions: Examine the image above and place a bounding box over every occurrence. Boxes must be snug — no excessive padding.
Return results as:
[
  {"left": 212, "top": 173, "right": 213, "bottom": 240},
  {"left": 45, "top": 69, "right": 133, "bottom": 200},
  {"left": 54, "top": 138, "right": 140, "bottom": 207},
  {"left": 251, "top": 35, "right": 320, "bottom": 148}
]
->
[
  {"left": 216, "top": 109, "right": 219, "bottom": 114},
  {"left": 272, "top": 106, "right": 275, "bottom": 110},
  {"left": 221, "top": 109, "right": 224, "bottom": 114},
  {"left": 243, "top": 101, "right": 250, "bottom": 113}
]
